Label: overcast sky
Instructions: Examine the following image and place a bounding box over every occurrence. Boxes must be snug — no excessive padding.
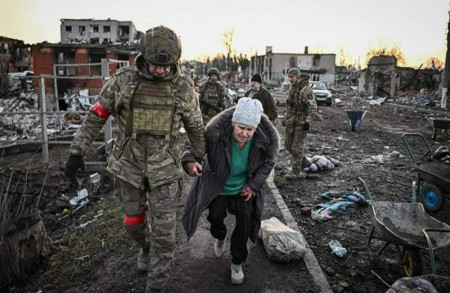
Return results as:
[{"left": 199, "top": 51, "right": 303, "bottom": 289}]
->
[{"left": 2, "top": 0, "right": 448, "bottom": 67}]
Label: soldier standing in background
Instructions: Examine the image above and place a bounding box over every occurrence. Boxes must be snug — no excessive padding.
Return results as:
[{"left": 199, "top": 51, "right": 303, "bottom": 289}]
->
[
  {"left": 283, "top": 68, "right": 317, "bottom": 179},
  {"left": 65, "top": 26, "right": 205, "bottom": 293},
  {"left": 198, "top": 67, "right": 229, "bottom": 124},
  {"left": 244, "top": 73, "right": 278, "bottom": 123}
]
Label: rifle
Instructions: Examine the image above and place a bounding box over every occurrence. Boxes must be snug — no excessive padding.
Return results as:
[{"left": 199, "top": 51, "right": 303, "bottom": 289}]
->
[{"left": 199, "top": 98, "right": 222, "bottom": 113}]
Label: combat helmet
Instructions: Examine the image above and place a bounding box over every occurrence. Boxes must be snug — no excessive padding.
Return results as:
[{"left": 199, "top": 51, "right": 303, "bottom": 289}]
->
[
  {"left": 142, "top": 26, "right": 182, "bottom": 66},
  {"left": 288, "top": 67, "right": 301, "bottom": 78},
  {"left": 207, "top": 67, "right": 220, "bottom": 77}
]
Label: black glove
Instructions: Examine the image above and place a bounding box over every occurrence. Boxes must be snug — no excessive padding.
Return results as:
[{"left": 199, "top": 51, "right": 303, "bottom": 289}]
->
[
  {"left": 65, "top": 154, "right": 85, "bottom": 189},
  {"left": 286, "top": 99, "right": 295, "bottom": 107},
  {"left": 302, "top": 123, "right": 310, "bottom": 131}
]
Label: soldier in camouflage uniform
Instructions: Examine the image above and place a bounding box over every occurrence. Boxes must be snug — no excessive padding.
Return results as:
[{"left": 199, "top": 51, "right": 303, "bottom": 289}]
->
[
  {"left": 65, "top": 26, "right": 205, "bottom": 293},
  {"left": 283, "top": 68, "right": 317, "bottom": 178},
  {"left": 198, "top": 67, "right": 229, "bottom": 124}
]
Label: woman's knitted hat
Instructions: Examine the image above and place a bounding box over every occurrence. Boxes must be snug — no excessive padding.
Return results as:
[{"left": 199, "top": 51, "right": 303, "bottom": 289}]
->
[{"left": 231, "top": 98, "right": 263, "bottom": 129}]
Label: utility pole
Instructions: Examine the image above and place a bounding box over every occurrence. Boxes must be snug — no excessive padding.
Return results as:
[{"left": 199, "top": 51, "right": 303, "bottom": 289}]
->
[{"left": 442, "top": 9, "right": 450, "bottom": 108}]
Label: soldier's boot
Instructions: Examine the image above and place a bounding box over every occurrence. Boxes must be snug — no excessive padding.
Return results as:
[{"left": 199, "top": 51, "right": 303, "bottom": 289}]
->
[
  {"left": 124, "top": 218, "right": 150, "bottom": 271},
  {"left": 138, "top": 247, "right": 150, "bottom": 272},
  {"left": 301, "top": 156, "right": 312, "bottom": 169},
  {"left": 285, "top": 167, "right": 306, "bottom": 180}
]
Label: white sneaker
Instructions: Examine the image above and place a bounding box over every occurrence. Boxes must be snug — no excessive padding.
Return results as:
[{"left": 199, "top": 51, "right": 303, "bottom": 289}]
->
[
  {"left": 138, "top": 248, "right": 149, "bottom": 272},
  {"left": 231, "top": 264, "right": 244, "bottom": 284},
  {"left": 214, "top": 235, "right": 227, "bottom": 257}
]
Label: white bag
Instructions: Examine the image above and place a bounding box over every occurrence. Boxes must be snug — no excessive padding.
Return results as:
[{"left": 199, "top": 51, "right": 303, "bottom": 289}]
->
[{"left": 258, "top": 217, "right": 307, "bottom": 262}]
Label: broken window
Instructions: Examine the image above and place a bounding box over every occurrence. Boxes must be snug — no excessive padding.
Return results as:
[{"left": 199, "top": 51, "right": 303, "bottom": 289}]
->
[
  {"left": 90, "top": 38, "right": 99, "bottom": 44},
  {"left": 119, "top": 26, "right": 130, "bottom": 37},
  {"left": 91, "top": 26, "right": 99, "bottom": 33},
  {"left": 103, "top": 26, "right": 110, "bottom": 33},
  {"left": 289, "top": 57, "right": 296, "bottom": 68},
  {"left": 65, "top": 26, "right": 72, "bottom": 32},
  {"left": 89, "top": 53, "right": 105, "bottom": 76},
  {"left": 79, "top": 26, "right": 86, "bottom": 35},
  {"left": 313, "top": 55, "right": 320, "bottom": 67}
]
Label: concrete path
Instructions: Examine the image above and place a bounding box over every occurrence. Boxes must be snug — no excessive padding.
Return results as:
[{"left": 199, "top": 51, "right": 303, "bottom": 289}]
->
[{"left": 164, "top": 175, "right": 333, "bottom": 293}]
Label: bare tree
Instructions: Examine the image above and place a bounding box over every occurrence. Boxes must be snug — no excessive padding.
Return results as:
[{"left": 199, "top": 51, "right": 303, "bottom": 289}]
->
[
  {"left": 425, "top": 57, "right": 445, "bottom": 69},
  {"left": 222, "top": 28, "right": 235, "bottom": 72},
  {"left": 336, "top": 44, "right": 352, "bottom": 67},
  {"left": 365, "top": 37, "right": 406, "bottom": 65}
]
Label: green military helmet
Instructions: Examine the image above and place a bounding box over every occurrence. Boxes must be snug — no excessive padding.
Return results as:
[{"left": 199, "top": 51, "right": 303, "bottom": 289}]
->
[
  {"left": 288, "top": 67, "right": 301, "bottom": 78},
  {"left": 207, "top": 67, "right": 220, "bottom": 77},
  {"left": 142, "top": 26, "right": 182, "bottom": 66}
]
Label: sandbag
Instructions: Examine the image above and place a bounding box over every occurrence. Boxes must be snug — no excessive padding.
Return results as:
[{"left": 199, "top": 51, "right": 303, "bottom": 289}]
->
[{"left": 258, "top": 217, "right": 306, "bottom": 262}]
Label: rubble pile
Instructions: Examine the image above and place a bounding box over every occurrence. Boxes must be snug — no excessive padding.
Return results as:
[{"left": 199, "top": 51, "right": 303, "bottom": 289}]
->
[{"left": 0, "top": 92, "right": 75, "bottom": 142}]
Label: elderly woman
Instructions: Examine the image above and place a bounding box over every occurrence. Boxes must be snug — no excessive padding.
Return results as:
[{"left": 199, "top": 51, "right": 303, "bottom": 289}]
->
[{"left": 182, "top": 98, "right": 280, "bottom": 285}]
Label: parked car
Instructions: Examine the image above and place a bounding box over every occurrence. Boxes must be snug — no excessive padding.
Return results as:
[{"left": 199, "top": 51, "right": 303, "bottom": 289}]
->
[{"left": 310, "top": 81, "right": 332, "bottom": 105}]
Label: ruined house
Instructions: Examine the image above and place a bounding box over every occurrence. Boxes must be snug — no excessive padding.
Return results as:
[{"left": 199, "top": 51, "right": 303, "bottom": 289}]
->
[
  {"left": 0, "top": 36, "right": 32, "bottom": 95},
  {"left": 358, "top": 55, "right": 443, "bottom": 97},
  {"left": 60, "top": 18, "right": 141, "bottom": 45},
  {"left": 249, "top": 46, "right": 336, "bottom": 86}
]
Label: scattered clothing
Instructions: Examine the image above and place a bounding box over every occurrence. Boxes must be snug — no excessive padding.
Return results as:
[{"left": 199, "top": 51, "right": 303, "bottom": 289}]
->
[{"left": 311, "top": 192, "right": 367, "bottom": 221}]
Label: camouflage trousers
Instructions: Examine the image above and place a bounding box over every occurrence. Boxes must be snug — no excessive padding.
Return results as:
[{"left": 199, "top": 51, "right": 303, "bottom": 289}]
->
[
  {"left": 119, "top": 178, "right": 181, "bottom": 290},
  {"left": 284, "top": 126, "right": 307, "bottom": 172}
]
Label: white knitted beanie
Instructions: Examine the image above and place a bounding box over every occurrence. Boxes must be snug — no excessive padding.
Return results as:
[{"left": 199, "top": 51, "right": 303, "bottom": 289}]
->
[{"left": 232, "top": 98, "right": 263, "bottom": 129}]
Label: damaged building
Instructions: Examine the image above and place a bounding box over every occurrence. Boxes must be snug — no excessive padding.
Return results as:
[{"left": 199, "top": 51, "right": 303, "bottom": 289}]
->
[
  {"left": 31, "top": 42, "right": 140, "bottom": 107},
  {"left": 60, "top": 18, "right": 141, "bottom": 45},
  {"left": 358, "top": 55, "right": 443, "bottom": 97},
  {"left": 249, "top": 46, "right": 336, "bottom": 86},
  {"left": 0, "top": 36, "right": 32, "bottom": 95}
]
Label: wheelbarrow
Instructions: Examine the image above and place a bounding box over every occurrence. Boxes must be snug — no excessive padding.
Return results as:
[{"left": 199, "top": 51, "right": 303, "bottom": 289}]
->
[
  {"left": 425, "top": 117, "right": 450, "bottom": 140},
  {"left": 402, "top": 133, "right": 450, "bottom": 212},
  {"left": 359, "top": 177, "right": 450, "bottom": 276},
  {"left": 345, "top": 109, "right": 367, "bottom": 131}
]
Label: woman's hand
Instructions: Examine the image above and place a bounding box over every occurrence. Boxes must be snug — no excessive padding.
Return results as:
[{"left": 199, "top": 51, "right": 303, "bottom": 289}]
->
[
  {"left": 240, "top": 184, "right": 255, "bottom": 202},
  {"left": 186, "top": 162, "right": 203, "bottom": 177}
]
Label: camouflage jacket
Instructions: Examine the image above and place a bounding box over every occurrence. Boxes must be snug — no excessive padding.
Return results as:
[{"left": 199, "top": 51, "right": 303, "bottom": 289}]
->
[
  {"left": 284, "top": 76, "right": 317, "bottom": 127},
  {"left": 198, "top": 81, "right": 229, "bottom": 109},
  {"left": 244, "top": 86, "right": 278, "bottom": 122},
  {"left": 69, "top": 53, "right": 205, "bottom": 188}
]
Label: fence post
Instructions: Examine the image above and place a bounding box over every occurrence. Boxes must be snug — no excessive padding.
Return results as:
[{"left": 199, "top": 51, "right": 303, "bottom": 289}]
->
[
  {"left": 101, "top": 58, "right": 112, "bottom": 153},
  {"left": 39, "top": 77, "right": 49, "bottom": 164}
]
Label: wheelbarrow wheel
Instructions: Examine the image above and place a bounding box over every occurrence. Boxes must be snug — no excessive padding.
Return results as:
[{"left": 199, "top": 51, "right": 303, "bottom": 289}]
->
[
  {"left": 420, "top": 183, "right": 444, "bottom": 212},
  {"left": 402, "top": 246, "right": 423, "bottom": 277}
]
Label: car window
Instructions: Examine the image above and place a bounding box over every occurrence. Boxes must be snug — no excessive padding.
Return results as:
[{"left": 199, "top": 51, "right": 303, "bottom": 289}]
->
[{"left": 310, "top": 83, "right": 327, "bottom": 90}]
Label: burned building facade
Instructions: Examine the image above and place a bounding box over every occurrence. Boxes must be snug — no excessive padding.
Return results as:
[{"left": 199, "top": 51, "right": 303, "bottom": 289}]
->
[
  {"left": 60, "top": 19, "right": 140, "bottom": 45},
  {"left": 31, "top": 43, "right": 140, "bottom": 97},
  {"left": 249, "top": 46, "right": 336, "bottom": 86}
]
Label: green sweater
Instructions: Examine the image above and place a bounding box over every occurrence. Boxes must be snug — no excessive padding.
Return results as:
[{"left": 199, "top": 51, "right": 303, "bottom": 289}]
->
[{"left": 220, "top": 136, "right": 254, "bottom": 195}]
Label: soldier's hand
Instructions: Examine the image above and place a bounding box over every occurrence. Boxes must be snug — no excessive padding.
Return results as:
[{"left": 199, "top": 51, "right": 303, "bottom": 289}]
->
[
  {"left": 65, "top": 154, "right": 85, "bottom": 189},
  {"left": 302, "top": 123, "right": 310, "bottom": 131},
  {"left": 286, "top": 99, "right": 295, "bottom": 107},
  {"left": 186, "top": 162, "right": 203, "bottom": 177}
]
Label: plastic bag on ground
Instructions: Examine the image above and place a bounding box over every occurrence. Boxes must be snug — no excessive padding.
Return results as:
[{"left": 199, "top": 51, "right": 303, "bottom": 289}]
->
[{"left": 258, "top": 217, "right": 307, "bottom": 262}]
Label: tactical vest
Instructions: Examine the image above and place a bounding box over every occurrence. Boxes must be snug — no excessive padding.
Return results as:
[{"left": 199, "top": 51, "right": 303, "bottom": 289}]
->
[
  {"left": 204, "top": 83, "right": 220, "bottom": 107},
  {"left": 131, "top": 78, "right": 175, "bottom": 141}
]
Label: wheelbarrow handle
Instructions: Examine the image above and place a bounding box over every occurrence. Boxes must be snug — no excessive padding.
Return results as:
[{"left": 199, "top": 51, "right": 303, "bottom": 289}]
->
[
  {"left": 358, "top": 177, "right": 373, "bottom": 203},
  {"left": 401, "top": 133, "right": 433, "bottom": 164},
  {"left": 422, "top": 228, "right": 450, "bottom": 275}
]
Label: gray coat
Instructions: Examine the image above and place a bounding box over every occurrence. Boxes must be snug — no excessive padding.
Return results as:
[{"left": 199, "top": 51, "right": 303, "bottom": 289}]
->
[{"left": 181, "top": 107, "right": 280, "bottom": 242}]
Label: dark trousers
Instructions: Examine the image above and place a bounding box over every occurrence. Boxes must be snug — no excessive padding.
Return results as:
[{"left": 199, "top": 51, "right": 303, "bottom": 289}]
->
[{"left": 207, "top": 195, "right": 253, "bottom": 265}]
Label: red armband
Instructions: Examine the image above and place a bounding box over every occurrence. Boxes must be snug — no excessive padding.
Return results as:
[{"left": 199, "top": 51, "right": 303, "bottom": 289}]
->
[
  {"left": 91, "top": 102, "right": 110, "bottom": 119},
  {"left": 124, "top": 214, "right": 145, "bottom": 226},
  {"left": 198, "top": 93, "right": 203, "bottom": 99}
]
